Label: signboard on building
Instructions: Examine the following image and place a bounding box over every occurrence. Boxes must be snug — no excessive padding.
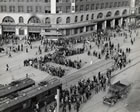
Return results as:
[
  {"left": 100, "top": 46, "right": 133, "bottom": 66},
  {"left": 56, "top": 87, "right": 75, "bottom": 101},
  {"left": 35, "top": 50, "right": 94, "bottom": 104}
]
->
[
  {"left": 2, "top": 25, "right": 15, "bottom": 32},
  {"left": 28, "top": 26, "right": 41, "bottom": 32},
  {"left": 71, "top": 0, "right": 75, "bottom": 13}
]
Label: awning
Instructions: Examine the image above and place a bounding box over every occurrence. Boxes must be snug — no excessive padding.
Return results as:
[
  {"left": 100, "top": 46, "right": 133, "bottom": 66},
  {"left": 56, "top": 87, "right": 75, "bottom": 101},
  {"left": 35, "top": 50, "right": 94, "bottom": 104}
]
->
[
  {"left": 28, "top": 26, "right": 41, "bottom": 32},
  {"left": 44, "top": 36, "right": 59, "bottom": 41},
  {"left": 41, "top": 32, "right": 62, "bottom": 36},
  {"left": 2, "top": 25, "right": 15, "bottom": 32}
]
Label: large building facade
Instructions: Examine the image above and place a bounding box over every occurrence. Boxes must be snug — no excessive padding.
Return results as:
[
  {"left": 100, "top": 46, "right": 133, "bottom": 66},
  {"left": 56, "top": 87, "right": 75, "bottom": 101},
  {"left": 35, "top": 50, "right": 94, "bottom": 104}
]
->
[{"left": 0, "top": 0, "right": 133, "bottom": 39}]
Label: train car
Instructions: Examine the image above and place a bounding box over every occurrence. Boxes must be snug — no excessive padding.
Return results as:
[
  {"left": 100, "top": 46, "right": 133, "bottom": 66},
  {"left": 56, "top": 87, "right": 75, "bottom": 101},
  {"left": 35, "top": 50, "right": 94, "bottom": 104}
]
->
[
  {"left": 0, "top": 78, "right": 35, "bottom": 98},
  {"left": 0, "top": 78, "right": 62, "bottom": 112}
]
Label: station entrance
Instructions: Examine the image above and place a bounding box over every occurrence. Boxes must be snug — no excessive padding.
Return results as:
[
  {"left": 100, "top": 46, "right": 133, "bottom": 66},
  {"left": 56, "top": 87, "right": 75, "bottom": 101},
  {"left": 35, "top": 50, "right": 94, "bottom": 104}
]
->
[
  {"left": 97, "top": 21, "right": 103, "bottom": 30},
  {"left": 28, "top": 26, "right": 41, "bottom": 41},
  {"left": 106, "top": 20, "right": 112, "bottom": 29},
  {"left": 115, "top": 18, "right": 119, "bottom": 27}
]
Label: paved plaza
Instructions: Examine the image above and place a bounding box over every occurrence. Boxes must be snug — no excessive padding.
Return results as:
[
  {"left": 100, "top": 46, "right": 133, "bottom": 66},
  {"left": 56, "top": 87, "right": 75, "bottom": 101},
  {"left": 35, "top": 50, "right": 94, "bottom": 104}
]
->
[{"left": 0, "top": 28, "right": 140, "bottom": 112}]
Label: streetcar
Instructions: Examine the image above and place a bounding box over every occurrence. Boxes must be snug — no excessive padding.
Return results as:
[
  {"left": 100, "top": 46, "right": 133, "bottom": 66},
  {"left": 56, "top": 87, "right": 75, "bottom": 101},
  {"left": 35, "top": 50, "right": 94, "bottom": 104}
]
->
[
  {"left": 0, "top": 78, "right": 35, "bottom": 98},
  {"left": 0, "top": 78, "right": 62, "bottom": 112}
]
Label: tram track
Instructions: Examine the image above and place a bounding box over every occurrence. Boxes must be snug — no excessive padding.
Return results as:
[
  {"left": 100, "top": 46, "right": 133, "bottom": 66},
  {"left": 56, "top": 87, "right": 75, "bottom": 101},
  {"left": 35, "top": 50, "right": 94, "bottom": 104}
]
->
[
  {"left": 62, "top": 50, "right": 140, "bottom": 88},
  {"left": 62, "top": 59, "right": 114, "bottom": 86},
  {"left": 112, "top": 54, "right": 140, "bottom": 78}
]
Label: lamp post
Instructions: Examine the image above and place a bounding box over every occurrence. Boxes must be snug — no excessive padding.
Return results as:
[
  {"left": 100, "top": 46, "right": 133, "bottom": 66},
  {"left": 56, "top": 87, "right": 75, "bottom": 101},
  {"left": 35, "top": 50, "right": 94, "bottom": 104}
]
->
[{"left": 55, "top": 89, "right": 60, "bottom": 112}]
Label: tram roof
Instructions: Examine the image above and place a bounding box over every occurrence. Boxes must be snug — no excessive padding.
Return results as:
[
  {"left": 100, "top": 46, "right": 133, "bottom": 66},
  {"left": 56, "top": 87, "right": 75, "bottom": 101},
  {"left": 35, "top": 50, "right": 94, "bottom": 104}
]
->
[
  {"left": 0, "top": 78, "right": 35, "bottom": 98},
  {"left": 0, "top": 78, "right": 61, "bottom": 111}
]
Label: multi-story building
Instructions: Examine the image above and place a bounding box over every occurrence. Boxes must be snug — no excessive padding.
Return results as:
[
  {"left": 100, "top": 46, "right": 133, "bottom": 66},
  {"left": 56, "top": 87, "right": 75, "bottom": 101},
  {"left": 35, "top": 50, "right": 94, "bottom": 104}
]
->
[
  {"left": 134, "top": 0, "right": 140, "bottom": 25},
  {"left": 0, "top": 0, "right": 132, "bottom": 39}
]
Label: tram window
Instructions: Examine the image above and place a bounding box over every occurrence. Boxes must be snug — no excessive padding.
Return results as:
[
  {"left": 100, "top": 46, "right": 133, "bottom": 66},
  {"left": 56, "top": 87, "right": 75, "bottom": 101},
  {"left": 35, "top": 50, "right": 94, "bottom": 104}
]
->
[
  {"left": 44, "top": 90, "right": 51, "bottom": 96},
  {"left": 11, "top": 106, "right": 22, "bottom": 112}
]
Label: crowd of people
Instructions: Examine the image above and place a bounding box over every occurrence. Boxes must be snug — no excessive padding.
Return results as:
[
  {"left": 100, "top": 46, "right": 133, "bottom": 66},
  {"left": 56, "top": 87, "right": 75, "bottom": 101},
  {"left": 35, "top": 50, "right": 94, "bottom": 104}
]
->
[
  {"left": 2, "top": 25, "right": 138, "bottom": 112},
  {"left": 45, "top": 28, "right": 136, "bottom": 112},
  {"left": 85, "top": 29, "right": 133, "bottom": 72},
  {"left": 40, "top": 64, "right": 65, "bottom": 77},
  {"left": 53, "top": 55, "right": 82, "bottom": 69},
  {"left": 24, "top": 48, "right": 83, "bottom": 77},
  {"left": 56, "top": 47, "right": 85, "bottom": 57},
  {"left": 46, "top": 70, "right": 111, "bottom": 112},
  {"left": 24, "top": 55, "right": 65, "bottom": 77}
]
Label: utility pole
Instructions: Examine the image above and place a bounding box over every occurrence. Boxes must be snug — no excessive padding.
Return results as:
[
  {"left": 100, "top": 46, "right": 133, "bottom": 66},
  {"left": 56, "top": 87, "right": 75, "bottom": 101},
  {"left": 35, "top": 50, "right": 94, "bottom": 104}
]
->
[{"left": 55, "top": 89, "right": 60, "bottom": 112}]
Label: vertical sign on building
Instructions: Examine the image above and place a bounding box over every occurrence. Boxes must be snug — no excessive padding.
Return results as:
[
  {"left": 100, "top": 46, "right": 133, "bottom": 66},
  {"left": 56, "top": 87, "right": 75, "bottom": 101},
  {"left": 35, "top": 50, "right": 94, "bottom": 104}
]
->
[
  {"left": 0, "top": 25, "right": 2, "bottom": 35},
  {"left": 130, "top": 0, "right": 136, "bottom": 14},
  {"left": 24, "top": 27, "right": 28, "bottom": 37},
  {"left": 130, "top": 0, "right": 136, "bottom": 24},
  {"left": 71, "top": 0, "right": 75, "bottom": 13},
  {"left": 51, "top": 0, "right": 56, "bottom": 14}
]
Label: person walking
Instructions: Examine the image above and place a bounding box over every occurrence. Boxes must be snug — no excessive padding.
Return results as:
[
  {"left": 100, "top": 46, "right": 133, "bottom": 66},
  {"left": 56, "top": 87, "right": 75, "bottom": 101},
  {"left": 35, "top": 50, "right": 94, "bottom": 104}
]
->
[{"left": 6, "top": 64, "right": 9, "bottom": 71}]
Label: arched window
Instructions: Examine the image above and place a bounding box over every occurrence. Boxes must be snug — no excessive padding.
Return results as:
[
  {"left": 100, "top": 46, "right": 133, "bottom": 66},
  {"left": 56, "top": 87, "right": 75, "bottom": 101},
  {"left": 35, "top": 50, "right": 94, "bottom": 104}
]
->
[
  {"left": 75, "top": 16, "right": 78, "bottom": 22},
  {"left": 122, "top": 9, "right": 127, "bottom": 15},
  {"left": 86, "top": 14, "right": 89, "bottom": 21},
  {"left": 66, "top": 17, "right": 70, "bottom": 24},
  {"left": 97, "top": 12, "right": 103, "bottom": 19},
  {"left": 56, "top": 17, "right": 62, "bottom": 24},
  {"left": 91, "top": 14, "right": 94, "bottom": 20},
  {"left": 106, "top": 11, "right": 112, "bottom": 17},
  {"left": 2, "top": 16, "right": 15, "bottom": 23},
  {"left": 28, "top": 16, "right": 41, "bottom": 24},
  {"left": 114, "top": 10, "right": 120, "bottom": 16},
  {"left": 81, "top": 15, "right": 83, "bottom": 21},
  {"left": 19, "top": 16, "right": 24, "bottom": 23},
  {"left": 45, "top": 17, "right": 50, "bottom": 24}
]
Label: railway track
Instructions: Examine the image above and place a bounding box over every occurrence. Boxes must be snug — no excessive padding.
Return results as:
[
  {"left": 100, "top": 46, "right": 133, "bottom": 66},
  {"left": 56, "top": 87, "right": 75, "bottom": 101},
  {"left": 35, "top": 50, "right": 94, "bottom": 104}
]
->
[
  {"left": 112, "top": 54, "right": 140, "bottom": 78},
  {"left": 62, "top": 51, "right": 140, "bottom": 88},
  {"left": 62, "top": 59, "right": 114, "bottom": 87}
]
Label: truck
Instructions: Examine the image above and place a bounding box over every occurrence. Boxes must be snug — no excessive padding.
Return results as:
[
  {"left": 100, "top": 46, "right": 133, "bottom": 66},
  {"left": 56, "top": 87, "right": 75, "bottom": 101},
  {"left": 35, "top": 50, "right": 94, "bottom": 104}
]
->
[{"left": 103, "top": 80, "right": 131, "bottom": 106}]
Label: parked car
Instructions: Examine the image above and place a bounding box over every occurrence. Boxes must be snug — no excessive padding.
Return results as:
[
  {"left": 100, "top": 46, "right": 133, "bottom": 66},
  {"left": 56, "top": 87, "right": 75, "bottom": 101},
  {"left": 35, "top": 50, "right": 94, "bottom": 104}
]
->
[{"left": 103, "top": 95, "right": 118, "bottom": 106}]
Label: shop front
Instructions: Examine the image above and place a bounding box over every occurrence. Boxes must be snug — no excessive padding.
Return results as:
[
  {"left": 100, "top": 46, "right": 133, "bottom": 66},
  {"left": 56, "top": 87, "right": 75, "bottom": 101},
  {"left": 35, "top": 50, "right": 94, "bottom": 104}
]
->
[
  {"left": 2, "top": 25, "right": 15, "bottom": 38},
  {"left": 28, "top": 26, "right": 41, "bottom": 41}
]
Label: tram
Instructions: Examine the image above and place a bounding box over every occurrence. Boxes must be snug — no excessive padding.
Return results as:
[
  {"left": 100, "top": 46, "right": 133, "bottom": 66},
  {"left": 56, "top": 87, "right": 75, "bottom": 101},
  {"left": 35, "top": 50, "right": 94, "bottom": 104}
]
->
[{"left": 0, "top": 78, "right": 62, "bottom": 112}]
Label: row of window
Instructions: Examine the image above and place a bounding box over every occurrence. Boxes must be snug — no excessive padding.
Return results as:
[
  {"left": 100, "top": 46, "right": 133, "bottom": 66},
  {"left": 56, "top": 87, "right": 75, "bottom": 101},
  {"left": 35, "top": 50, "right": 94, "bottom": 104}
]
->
[
  {"left": 0, "top": 0, "right": 70, "bottom": 2},
  {"left": 56, "top": 1, "right": 129, "bottom": 13},
  {"left": 66, "top": 25, "right": 96, "bottom": 36},
  {"left": 2, "top": 16, "right": 51, "bottom": 24},
  {"left": 75, "top": 1, "right": 129, "bottom": 12},
  {"left": 0, "top": 0, "right": 44, "bottom": 2},
  {"left": 0, "top": 5, "right": 51, "bottom": 13},
  {"left": 2, "top": 10, "right": 127, "bottom": 25},
  {"left": 0, "top": 1, "right": 129, "bottom": 13},
  {"left": 0, "top": 0, "right": 39, "bottom": 2}
]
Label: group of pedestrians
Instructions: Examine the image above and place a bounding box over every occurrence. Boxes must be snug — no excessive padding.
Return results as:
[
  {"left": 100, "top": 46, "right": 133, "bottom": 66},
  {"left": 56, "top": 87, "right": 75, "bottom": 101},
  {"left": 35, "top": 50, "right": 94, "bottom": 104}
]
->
[
  {"left": 23, "top": 50, "right": 82, "bottom": 77},
  {"left": 56, "top": 47, "right": 85, "bottom": 57},
  {"left": 46, "top": 71, "right": 111, "bottom": 112},
  {"left": 53, "top": 55, "right": 82, "bottom": 69}
]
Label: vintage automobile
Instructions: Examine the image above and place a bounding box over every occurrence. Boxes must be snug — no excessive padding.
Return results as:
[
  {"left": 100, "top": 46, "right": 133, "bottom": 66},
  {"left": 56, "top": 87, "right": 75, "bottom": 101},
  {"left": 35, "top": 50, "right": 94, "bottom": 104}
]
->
[
  {"left": 103, "top": 95, "right": 118, "bottom": 106},
  {"left": 103, "top": 80, "right": 131, "bottom": 106}
]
